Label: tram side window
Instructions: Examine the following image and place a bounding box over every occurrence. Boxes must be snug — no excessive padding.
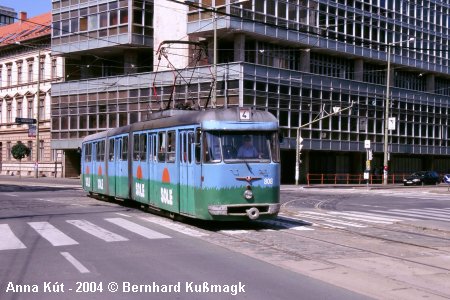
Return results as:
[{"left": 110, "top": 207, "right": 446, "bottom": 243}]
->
[
  {"left": 133, "top": 133, "right": 147, "bottom": 161},
  {"left": 84, "top": 143, "right": 92, "bottom": 162},
  {"left": 96, "top": 140, "right": 105, "bottom": 161},
  {"left": 195, "top": 129, "right": 201, "bottom": 163},
  {"left": 203, "top": 132, "right": 221, "bottom": 163},
  {"left": 187, "top": 132, "right": 193, "bottom": 164},
  {"left": 167, "top": 131, "right": 176, "bottom": 163},
  {"left": 158, "top": 132, "right": 166, "bottom": 162},
  {"left": 150, "top": 134, "right": 157, "bottom": 161},
  {"left": 271, "top": 132, "right": 280, "bottom": 162},
  {"left": 133, "top": 134, "right": 140, "bottom": 161},
  {"left": 121, "top": 136, "right": 128, "bottom": 160},
  {"left": 140, "top": 134, "right": 147, "bottom": 161},
  {"left": 108, "top": 139, "right": 114, "bottom": 161}
]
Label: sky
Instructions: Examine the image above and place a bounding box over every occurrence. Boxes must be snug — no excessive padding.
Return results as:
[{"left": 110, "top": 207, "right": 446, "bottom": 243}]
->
[{"left": 1, "top": 0, "right": 51, "bottom": 18}]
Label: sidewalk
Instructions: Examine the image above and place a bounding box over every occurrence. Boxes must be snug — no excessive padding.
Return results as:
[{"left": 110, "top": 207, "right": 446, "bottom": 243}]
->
[
  {"left": 0, "top": 175, "right": 81, "bottom": 188},
  {"left": 281, "top": 183, "right": 450, "bottom": 193}
]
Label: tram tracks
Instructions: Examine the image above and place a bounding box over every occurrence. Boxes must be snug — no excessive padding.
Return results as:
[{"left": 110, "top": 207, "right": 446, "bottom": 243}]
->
[{"left": 205, "top": 216, "right": 450, "bottom": 299}]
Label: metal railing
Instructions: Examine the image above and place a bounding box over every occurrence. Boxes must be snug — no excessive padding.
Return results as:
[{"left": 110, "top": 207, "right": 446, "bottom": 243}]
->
[{"left": 306, "top": 173, "right": 412, "bottom": 185}]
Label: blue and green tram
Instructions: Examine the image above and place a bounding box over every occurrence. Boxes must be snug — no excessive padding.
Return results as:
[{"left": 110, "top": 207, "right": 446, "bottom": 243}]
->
[{"left": 81, "top": 107, "right": 281, "bottom": 221}]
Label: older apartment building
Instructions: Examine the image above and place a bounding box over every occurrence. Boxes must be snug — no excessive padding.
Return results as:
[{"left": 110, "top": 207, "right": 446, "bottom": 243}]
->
[
  {"left": 0, "top": 12, "right": 64, "bottom": 177},
  {"left": 50, "top": 0, "right": 450, "bottom": 182}
]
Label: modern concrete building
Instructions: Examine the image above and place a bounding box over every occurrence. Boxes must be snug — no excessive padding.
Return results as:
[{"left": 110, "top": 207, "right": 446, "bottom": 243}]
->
[
  {"left": 0, "top": 12, "right": 64, "bottom": 177},
  {"left": 0, "top": 5, "right": 16, "bottom": 26},
  {"left": 51, "top": 0, "right": 450, "bottom": 182}
]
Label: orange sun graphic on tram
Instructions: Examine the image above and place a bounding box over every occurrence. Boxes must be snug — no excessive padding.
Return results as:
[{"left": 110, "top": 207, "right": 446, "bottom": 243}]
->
[
  {"left": 162, "top": 168, "right": 170, "bottom": 183},
  {"left": 137, "top": 165, "right": 143, "bottom": 180},
  {"left": 86, "top": 166, "right": 90, "bottom": 175},
  {"left": 98, "top": 166, "right": 102, "bottom": 176}
]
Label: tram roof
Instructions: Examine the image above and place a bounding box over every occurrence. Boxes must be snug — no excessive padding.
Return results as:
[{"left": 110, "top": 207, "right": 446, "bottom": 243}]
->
[{"left": 82, "top": 107, "right": 278, "bottom": 143}]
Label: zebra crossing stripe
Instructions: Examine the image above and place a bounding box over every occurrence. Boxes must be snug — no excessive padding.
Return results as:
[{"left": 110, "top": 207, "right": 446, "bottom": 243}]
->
[
  {"left": 371, "top": 210, "right": 450, "bottom": 222},
  {"left": 140, "top": 217, "right": 208, "bottom": 237},
  {"left": 296, "top": 213, "right": 367, "bottom": 228},
  {"left": 105, "top": 218, "right": 170, "bottom": 239},
  {"left": 327, "top": 212, "right": 392, "bottom": 224},
  {"left": 339, "top": 211, "right": 408, "bottom": 222},
  {"left": 67, "top": 220, "right": 128, "bottom": 242},
  {"left": 420, "top": 208, "right": 450, "bottom": 215},
  {"left": 28, "top": 222, "right": 78, "bottom": 246},
  {"left": 0, "top": 224, "right": 26, "bottom": 250},
  {"left": 393, "top": 209, "right": 450, "bottom": 219}
]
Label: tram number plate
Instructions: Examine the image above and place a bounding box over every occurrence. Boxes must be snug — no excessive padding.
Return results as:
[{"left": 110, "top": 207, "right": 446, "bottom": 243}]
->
[{"left": 239, "top": 108, "right": 251, "bottom": 121}]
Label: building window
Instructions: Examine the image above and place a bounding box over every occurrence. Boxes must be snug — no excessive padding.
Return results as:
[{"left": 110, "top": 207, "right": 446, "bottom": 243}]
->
[
  {"left": 17, "top": 101, "right": 22, "bottom": 118},
  {"left": 39, "top": 98, "right": 45, "bottom": 119},
  {"left": 51, "top": 59, "right": 57, "bottom": 79},
  {"left": 28, "top": 141, "right": 33, "bottom": 161},
  {"left": 39, "top": 57, "right": 45, "bottom": 80},
  {"left": 39, "top": 140, "right": 44, "bottom": 161},
  {"left": 28, "top": 99, "right": 34, "bottom": 118},
  {"left": 7, "top": 142, "right": 11, "bottom": 160},
  {"left": 6, "top": 102, "right": 12, "bottom": 123},
  {"left": 6, "top": 64, "right": 12, "bottom": 86},
  {"left": 17, "top": 62, "right": 23, "bottom": 84},
  {"left": 28, "top": 60, "right": 34, "bottom": 82}
]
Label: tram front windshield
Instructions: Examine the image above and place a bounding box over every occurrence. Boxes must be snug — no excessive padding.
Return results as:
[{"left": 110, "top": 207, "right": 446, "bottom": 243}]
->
[{"left": 203, "top": 131, "right": 279, "bottom": 163}]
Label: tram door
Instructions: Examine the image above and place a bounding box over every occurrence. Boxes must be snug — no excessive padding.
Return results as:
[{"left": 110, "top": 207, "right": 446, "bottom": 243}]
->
[
  {"left": 107, "top": 138, "right": 116, "bottom": 197},
  {"left": 179, "top": 130, "right": 196, "bottom": 215},
  {"left": 115, "top": 135, "right": 129, "bottom": 199},
  {"left": 148, "top": 133, "right": 157, "bottom": 204}
]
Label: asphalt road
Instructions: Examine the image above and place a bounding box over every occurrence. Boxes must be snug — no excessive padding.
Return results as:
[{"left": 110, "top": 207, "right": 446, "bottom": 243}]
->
[{"left": 0, "top": 182, "right": 370, "bottom": 300}]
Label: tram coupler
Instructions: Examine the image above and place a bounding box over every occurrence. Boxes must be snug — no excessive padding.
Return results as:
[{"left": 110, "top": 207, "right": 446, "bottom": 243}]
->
[{"left": 246, "top": 207, "right": 260, "bottom": 220}]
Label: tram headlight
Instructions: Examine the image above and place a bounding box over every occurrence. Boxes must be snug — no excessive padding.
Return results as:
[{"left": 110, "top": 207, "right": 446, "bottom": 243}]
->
[{"left": 243, "top": 188, "right": 253, "bottom": 200}]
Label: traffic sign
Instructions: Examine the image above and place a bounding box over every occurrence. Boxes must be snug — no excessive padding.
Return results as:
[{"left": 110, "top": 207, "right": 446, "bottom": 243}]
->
[
  {"left": 15, "top": 117, "right": 36, "bottom": 124},
  {"left": 444, "top": 174, "right": 450, "bottom": 184}
]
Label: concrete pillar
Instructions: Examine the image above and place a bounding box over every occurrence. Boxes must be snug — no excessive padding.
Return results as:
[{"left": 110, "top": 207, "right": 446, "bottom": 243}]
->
[
  {"left": 354, "top": 59, "right": 364, "bottom": 82},
  {"left": 299, "top": 50, "right": 310, "bottom": 72},
  {"left": 234, "top": 34, "right": 245, "bottom": 62},
  {"left": 426, "top": 74, "right": 435, "bottom": 93},
  {"left": 124, "top": 51, "right": 138, "bottom": 74}
]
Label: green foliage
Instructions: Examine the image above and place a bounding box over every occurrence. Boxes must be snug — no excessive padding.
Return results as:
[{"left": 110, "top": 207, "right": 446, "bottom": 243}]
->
[{"left": 11, "top": 142, "right": 31, "bottom": 161}]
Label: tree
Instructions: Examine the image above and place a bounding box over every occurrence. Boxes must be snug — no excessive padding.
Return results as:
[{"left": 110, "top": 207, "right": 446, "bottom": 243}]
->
[{"left": 11, "top": 142, "right": 31, "bottom": 177}]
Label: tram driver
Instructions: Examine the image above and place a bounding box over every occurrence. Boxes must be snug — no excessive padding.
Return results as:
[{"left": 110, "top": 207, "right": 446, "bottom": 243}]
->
[{"left": 237, "top": 135, "right": 259, "bottom": 158}]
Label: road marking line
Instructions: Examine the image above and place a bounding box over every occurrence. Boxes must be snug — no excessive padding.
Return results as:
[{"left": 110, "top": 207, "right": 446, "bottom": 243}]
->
[
  {"left": 0, "top": 224, "right": 27, "bottom": 250},
  {"left": 67, "top": 220, "right": 128, "bottom": 242},
  {"left": 295, "top": 213, "right": 367, "bottom": 228},
  {"left": 115, "top": 213, "right": 132, "bottom": 217},
  {"left": 421, "top": 208, "right": 450, "bottom": 215},
  {"left": 60, "top": 252, "right": 90, "bottom": 273},
  {"left": 219, "top": 230, "right": 249, "bottom": 235},
  {"left": 140, "top": 217, "right": 208, "bottom": 237},
  {"left": 343, "top": 211, "right": 410, "bottom": 222},
  {"left": 105, "top": 218, "right": 170, "bottom": 239},
  {"left": 393, "top": 209, "right": 450, "bottom": 219},
  {"left": 35, "top": 198, "right": 54, "bottom": 202},
  {"left": 5, "top": 193, "right": 19, "bottom": 197},
  {"left": 371, "top": 210, "right": 450, "bottom": 222},
  {"left": 326, "top": 212, "right": 394, "bottom": 224},
  {"left": 28, "top": 222, "right": 78, "bottom": 246}
]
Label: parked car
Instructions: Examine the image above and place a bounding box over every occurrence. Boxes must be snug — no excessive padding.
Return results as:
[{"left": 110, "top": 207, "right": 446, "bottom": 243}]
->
[{"left": 403, "top": 171, "right": 440, "bottom": 186}]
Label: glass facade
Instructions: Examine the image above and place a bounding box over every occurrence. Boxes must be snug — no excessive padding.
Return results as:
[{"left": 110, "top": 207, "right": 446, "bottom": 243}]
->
[{"left": 52, "top": 0, "right": 450, "bottom": 179}]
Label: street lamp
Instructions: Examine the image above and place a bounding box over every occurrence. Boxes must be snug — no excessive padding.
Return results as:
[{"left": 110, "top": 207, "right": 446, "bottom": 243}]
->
[
  {"left": 16, "top": 41, "right": 42, "bottom": 178},
  {"left": 211, "top": 0, "right": 249, "bottom": 108},
  {"left": 383, "top": 37, "right": 414, "bottom": 185}
]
